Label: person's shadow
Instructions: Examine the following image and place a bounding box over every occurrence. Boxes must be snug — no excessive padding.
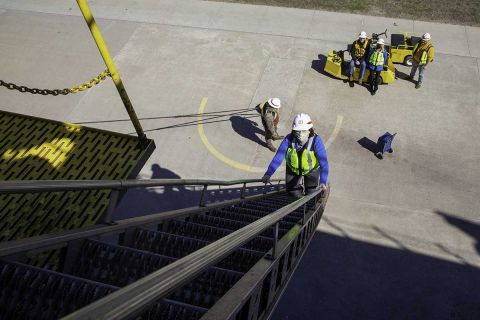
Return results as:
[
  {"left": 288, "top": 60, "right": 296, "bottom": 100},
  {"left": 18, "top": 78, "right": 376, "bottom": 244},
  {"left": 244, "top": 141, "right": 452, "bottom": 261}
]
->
[
  {"left": 151, "top": 163, "right": 186, "bottom": 195},
  {"left": 230, "top": 115, "right": 267, "bottom": 148}
]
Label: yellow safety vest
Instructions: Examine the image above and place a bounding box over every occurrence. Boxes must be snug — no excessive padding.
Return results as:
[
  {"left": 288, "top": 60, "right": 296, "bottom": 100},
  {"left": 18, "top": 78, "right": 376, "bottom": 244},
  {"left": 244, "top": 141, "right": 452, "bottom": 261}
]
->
[
  {"left": 369, "top": 50, "right": 385, "bottom": 67},
  {"left": 414, "top": 43, "right": 433, "bottom": 65},
  {"left": 286, "top": 136, "right": 319, "bottom": 176},
  {"left": 354, "top": 40, "right": 368, "bottom": 58}
]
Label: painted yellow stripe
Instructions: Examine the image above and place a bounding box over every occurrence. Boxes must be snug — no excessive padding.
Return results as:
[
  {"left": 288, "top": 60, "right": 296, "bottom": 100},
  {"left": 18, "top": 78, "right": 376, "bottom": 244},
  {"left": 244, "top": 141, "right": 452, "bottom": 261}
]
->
[
  {"left": 197, "top": 97, "right": 343, "bottom": 173},
  {"left": 324, "top": 115, "right": 343, "bottom": 149},
  {"left": 197, "top": 97, "right": 262, "bottom": 173}
]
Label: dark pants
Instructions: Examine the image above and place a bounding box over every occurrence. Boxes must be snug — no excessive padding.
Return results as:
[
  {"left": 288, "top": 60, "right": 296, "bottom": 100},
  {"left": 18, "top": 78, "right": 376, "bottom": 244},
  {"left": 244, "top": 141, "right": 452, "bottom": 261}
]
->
[
  {"left": 369, "top": 69, "right": 381, "bottom": 92},
  {"left": 286, "top": 166, "right": 320, "bottom": 198}
]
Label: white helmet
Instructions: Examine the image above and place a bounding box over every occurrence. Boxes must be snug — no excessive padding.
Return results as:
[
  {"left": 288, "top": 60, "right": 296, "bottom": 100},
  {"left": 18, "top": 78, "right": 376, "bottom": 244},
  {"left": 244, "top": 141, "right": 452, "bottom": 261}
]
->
[
  {"left": 292, "top": 113, "right": 313, "bottom": 131},
  {"left": 359, "top": 31, "right": 367, "bottom": 39},
  {"left": 377, "top": 38, "right": 385, "bottom": 45},
  {"left": 422, "top": 33, "right": 431, "bottom": 40},
  {"left": 267, "top": 97, "right": 281, "bottom": 109}
]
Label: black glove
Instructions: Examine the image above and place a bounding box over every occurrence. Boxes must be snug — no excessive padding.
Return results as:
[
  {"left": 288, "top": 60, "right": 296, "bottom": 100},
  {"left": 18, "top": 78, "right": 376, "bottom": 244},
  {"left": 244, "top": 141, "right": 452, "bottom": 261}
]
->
[{"left": 261, "top": 175, "right": 271, "bottom": 184}]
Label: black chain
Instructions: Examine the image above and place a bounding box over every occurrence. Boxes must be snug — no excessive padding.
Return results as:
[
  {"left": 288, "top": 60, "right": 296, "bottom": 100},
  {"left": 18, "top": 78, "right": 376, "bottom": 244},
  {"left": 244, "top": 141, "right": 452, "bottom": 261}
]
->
[{"left": 0, "top": 79, "right": 69, "bottom": 96}]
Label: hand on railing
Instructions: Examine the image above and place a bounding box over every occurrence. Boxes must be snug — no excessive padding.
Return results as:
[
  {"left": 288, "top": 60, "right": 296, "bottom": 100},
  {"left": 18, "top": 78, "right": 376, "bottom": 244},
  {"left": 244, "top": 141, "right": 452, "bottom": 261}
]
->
[{"left": 261, "top": 175, "right": 271, "bottom": 184}]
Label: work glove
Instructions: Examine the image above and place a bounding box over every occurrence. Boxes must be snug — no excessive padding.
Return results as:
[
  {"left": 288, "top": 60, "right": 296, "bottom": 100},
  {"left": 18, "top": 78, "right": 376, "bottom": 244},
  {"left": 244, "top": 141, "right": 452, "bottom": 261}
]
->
[
  {"left": 261, "top": 175, "right": 271, "bottom": 184},
  {"left": 355, "top": 60, "right": 360, "bottom": 66},
  {"left": 319, "top": 184, "right": 327, "bottom": 192}
]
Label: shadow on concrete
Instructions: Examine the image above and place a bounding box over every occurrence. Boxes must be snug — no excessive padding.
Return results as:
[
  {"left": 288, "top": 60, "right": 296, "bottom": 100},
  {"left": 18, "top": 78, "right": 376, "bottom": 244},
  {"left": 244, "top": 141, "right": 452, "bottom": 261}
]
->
[
  {"left": 357, "top": 137, "right": 381, "bottom": 159},
  {"left": 273, "top": 230, "right": 480, "bottom": 320},
  {"left": 395, "top": 69, "right": 416, "bottom": 83},
  {"left": 113, "top": 164, "right": 277, "bottom": 220},
  {"left": 230, "top": 115, "right": 267, "bottom": 148},
  {"left": 436, "top": 210, "right": 480, "bottom": 256}
]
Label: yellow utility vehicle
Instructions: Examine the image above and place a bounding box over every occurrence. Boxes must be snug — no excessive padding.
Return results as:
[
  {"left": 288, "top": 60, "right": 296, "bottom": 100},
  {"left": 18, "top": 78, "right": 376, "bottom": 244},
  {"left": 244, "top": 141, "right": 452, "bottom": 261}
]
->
[
  {"left": 324, "top": 50, "right": 396, "bottom": 85},
  {"left": 324, "top": 30, "right": 396, "bottom": 86},
  {"left": 389, "top": 32, "right": 422, "bottom": 66}
]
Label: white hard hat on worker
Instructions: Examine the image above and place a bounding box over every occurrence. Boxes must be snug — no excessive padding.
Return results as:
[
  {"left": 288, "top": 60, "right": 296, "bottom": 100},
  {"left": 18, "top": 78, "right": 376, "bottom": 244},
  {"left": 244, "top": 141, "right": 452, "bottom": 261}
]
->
[
  {"left": 292, "top": 113, "right": 313, "bottom": 131},
  {"left": 359, "top": 31, "right": 367, "bottom": 39},
  {"left": 422, "top": 33, "right": 431, "bottom": 41},
  {"left": 267, "top": 97, "right": 281, "bottom": 109}
]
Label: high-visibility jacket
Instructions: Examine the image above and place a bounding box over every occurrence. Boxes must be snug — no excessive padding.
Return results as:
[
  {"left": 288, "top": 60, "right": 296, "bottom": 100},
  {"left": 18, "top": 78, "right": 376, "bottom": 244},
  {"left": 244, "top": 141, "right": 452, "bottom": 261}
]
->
[
  {"left": 413, "top": 40, "right": 434, "bottom": 65},
  {"left": 286, "top": 136, "right": 319, "bottom": 176},
  {"left": 352, "top": 40, "right": 369, "bottom": 59},
  {"left": 369, "top": 49, "right": 385, "bottom": 67}
]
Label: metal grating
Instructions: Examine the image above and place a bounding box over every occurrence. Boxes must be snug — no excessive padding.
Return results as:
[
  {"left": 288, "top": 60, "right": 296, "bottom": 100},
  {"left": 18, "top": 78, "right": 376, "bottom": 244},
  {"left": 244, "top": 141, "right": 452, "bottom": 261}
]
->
[{"left": 0, "top": 111, "right": 153, "bottom": 242}]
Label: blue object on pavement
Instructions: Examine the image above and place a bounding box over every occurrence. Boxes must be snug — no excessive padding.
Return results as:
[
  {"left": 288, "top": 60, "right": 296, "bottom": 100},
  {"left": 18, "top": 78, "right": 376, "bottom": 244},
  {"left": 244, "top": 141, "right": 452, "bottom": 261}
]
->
[{"left": 377, "top": 132, "right": 396, "bottom": 154}]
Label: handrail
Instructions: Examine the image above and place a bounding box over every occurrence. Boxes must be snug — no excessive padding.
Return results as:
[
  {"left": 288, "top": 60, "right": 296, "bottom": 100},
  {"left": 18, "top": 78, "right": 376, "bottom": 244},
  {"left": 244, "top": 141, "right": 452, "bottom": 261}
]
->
[
  {"left": 61, "top": 189, "right": 323, "bottom": 320},
  {"left": 0, "top": 178, "right": 282, "bottom": 194},
  {"left": 0, "top": 189, "right": 280, "bottom": 257}
]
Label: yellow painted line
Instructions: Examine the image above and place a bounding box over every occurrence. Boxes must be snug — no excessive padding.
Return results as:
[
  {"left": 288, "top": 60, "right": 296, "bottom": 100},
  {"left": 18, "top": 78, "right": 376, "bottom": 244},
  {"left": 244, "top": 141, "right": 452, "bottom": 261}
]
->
[
  {"left": 197, "top": 97, "right": 263, "bottom": 173},
  {"left": 197, "top": 97, "right": 343, "bottom": 173},
  {"left": 324, "top": 115, "right": 343, "bottom": 149}
]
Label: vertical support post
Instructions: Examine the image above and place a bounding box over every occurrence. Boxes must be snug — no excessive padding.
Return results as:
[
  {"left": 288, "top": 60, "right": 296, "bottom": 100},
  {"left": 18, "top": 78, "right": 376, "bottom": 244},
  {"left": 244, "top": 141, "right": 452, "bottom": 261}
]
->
[
  {"left": 102, "top": 189, "right": 120, "bottom": 224},
  {"left": 76, "top": 0, "right": 146, "bottom": 141},
  {"left": 277, "top": 180, "right": 281, "bottom": 191},
  {"left": 199, "top": 185, "right": 208, "bottom": 207},
  {"left": 302, "top": 202, "right": 307, "bottom": 224},
  {"left": 240, "top": 182, "right": 247, "bottom": 199},
  {"left": 266, "top": 222, "right": 279, "bottom": 261}
]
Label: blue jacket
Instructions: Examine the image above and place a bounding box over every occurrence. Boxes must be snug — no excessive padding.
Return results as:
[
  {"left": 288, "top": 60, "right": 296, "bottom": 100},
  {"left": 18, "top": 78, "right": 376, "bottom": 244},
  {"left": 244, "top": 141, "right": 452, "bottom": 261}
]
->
[
  {"left": 367, "top": 49, "right": 388, "bottom": 71},
  {"left": 265, "top": 133, "right": 329, "bottom": 184}
]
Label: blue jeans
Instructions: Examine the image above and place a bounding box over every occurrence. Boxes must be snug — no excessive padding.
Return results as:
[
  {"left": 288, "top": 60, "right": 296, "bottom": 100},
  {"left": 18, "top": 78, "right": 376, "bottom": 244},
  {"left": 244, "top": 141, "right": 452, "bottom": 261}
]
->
[
  {"left": 349, "top": 59, "right": 366, "bottom": 80},
  {"left": 410, "top": 59, "right": 425, "bottom": 83}
]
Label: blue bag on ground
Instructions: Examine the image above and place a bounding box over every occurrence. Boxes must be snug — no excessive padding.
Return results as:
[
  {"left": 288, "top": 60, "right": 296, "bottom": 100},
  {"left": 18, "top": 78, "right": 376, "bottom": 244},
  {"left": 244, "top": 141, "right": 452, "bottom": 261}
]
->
[{"left": 377, "top": 132, "right": 396, "bottom": 154}]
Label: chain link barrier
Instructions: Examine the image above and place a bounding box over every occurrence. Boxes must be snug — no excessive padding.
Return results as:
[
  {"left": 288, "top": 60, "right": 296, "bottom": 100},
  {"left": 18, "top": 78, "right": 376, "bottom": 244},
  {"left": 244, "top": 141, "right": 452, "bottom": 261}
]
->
[{"left": 0, "top": 69, "right": 111, "bottom": 96}]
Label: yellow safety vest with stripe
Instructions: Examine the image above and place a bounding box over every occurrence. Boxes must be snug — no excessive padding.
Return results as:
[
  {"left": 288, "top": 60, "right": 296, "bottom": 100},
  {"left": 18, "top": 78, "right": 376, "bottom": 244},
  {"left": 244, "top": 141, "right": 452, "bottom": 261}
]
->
[
  {"left": 414, "top": 43, "right": 433, "bottom": 65},
  {"left": 354, "top": 40, "right": 368, "bottom": 58},
  {"left": 369, "top": 50, "right": 385, "bottom": 66},
  {"left": 286, "top": 136, "right": 319, "bottom": 176}
]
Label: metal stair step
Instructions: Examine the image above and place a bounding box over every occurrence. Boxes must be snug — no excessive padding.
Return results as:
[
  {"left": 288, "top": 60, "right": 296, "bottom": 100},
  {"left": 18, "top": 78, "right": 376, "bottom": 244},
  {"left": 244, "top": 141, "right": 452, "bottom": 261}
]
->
[
  {"left": 162, "top": 220, "right": 273, "bottom": 252},
  {"left": 140, "top": 299, "right": 207, "bottom": 320},
  {"left": 0, "top": 260, "right": 117, "bottom": 320},
  {"left": 226, "top": 206, "right": 302, "bottom": 224},
  {"left": 68, "top": 239, "right": 244, "bottom": 309},
  {"left": 188, "top": 214, "right": 289, "bottom": 238},
  {"left": 127, "top": 228, "right": 264, "bottom": 273},
  {"left": 207, "top": 209, "right": 295, "bottom": 232}
]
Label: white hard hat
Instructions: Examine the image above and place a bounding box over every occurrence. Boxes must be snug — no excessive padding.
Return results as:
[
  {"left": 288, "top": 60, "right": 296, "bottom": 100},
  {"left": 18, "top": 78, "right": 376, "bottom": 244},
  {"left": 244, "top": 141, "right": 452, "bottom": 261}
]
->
[
  {"left": 423, "top": 33, "right": 431, "bottom": 40},
  {"left": 359, "top": 31, "right": 367, "bottom": 39},
  {"left": 377, "top": 38, "right": 385, "bottom": 45},
  {"left": 268, "top": 97, "right": 281, "bottom": 109},
  {"left": 292, "top": 113, "right": 313, "bottom": 131}
]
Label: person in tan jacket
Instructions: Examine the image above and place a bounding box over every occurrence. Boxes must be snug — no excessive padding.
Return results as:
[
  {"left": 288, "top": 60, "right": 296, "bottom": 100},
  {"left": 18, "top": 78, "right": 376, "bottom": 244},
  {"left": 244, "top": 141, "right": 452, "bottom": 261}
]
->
[
  {"left": 257, "top": 98, "right": 284, "bottom": 152},
  {"left": 409, "top": 33, "right": 435, "bottom": 89}
]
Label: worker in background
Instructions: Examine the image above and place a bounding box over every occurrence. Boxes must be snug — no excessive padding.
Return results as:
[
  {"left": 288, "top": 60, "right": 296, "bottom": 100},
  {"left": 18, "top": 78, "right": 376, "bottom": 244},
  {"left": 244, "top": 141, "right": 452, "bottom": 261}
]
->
[
  {"left": 409, "top": 33, "right": 435, "bottom": 89},
  {"left": 257, "top": 98, "right": 284, "bottom": 152},
  {"left": 349, "top": 31, "right": 371, "bottom": 87},
  {"left": 261, "top": 113, "right": 328, "bottom": 198},
  {"left": 367, "top": 38, "right": 388, "bottom": 96}
]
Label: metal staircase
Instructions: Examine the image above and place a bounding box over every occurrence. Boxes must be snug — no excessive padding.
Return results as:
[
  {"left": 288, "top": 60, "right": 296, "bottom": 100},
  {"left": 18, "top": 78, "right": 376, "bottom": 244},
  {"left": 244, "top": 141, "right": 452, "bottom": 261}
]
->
[{"left": 0, "top": 179, "right": 328, "bottom": 320}]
